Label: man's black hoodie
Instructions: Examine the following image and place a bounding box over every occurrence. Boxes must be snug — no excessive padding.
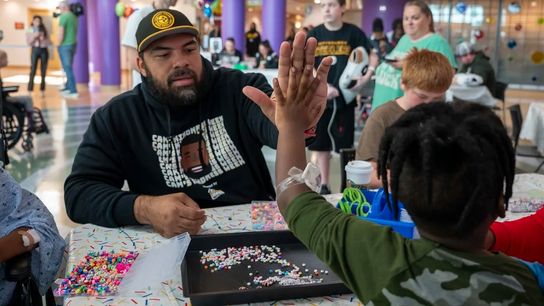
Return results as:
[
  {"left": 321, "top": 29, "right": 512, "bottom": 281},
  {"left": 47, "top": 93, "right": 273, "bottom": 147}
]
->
[{"left": 64, "top": 58, "right": 278, "bottom": 227}]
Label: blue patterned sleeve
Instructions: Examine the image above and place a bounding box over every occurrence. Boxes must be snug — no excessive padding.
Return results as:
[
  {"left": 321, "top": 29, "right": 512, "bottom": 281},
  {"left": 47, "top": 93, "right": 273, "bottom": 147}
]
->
[{"left": 0, "top": 168, "right": 66, "bottom": 297}]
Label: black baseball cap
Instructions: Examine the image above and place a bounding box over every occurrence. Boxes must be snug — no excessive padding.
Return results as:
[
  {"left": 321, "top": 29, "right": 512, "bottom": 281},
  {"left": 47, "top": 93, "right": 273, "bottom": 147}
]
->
[{"left": 136, "top": 9, "right": 199, "bottom": 53}]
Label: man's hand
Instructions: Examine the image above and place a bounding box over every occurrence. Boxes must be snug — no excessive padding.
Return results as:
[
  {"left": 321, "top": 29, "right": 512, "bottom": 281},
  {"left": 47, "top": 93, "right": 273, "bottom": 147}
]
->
[
  {"left": 134, "top": 193, "right": 206, "bottom": 238},
  {"left": 243, "top": 31, "right": 332, "bottom": 130}
]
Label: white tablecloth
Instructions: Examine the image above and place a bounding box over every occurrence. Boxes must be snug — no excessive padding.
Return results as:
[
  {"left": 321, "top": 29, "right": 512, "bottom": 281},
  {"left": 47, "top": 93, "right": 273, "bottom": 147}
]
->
[
  {"left": 446, "top": 84, "right": 498, "bottom": 107},
  {"left": 60, "top": 173, "right": 541, "bottom": 306},
  {"left": 519, "top": 103, "right": 544, "bottom": 155},
  {"left": 244, "top": 68, "right": 277, "bottom": 85},
  {"left": 62, "top": 195, "right": 356, "bottom": 306}
]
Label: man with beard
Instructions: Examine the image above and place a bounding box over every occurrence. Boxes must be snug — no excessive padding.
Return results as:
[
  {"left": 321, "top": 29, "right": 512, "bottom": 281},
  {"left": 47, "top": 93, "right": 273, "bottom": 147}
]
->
[{"left": 64, "top": 9, "right": 331, "bottom": 238}]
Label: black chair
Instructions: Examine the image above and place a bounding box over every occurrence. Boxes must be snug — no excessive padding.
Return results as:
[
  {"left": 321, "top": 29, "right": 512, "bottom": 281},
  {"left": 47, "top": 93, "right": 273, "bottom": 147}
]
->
[
  {"left": 1, "top": 84, "right": 49, "bottom": 151},
  {"left": 508, "top": 104, "right": 544, "bottom": 172},
  {"left": 339, "top": 148, "right": 356, "bottom": 191},
  {"left": 5, "top": 251, "right": 56, "bottom": 306},
  {"left": 492, "top": 81, "right": 508, "bottom": 124}
]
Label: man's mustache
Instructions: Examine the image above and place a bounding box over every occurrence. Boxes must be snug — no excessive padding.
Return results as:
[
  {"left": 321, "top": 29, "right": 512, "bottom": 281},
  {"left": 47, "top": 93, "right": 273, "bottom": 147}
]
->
[{"left": 167, "top": 68, "right": 197, "bottom": 87}]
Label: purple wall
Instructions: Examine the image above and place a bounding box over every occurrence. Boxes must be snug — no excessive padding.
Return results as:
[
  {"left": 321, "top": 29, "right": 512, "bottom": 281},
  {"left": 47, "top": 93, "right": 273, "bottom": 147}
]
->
[
  {"left": 71, "top": 0, "right": 89, "bottom": 84},
  {"left": 86, "top": 0, "right": 102, "bottom": 74},
  {"left": 262, "top": 0, "right": 286, "bottom": 54},
  {"left": 362, "top": 0, "right": 406, "bottom": 34},
  {"left": 221, "top": 0, "right": 245, "bottom": 55},
  {"left": 97, "top": 0, "right": 120, "bottom": 85}
]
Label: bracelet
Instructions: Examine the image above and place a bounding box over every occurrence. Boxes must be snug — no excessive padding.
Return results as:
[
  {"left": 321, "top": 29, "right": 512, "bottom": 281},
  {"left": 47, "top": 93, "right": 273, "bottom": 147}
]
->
[
  {"left": 18, "top": 229, "right": 40, "bottom": 249},
  {"left": 276, "top": 163, "right": 322, "bottom": 196},
  {"left": 304, "top": 126, "right": 316, "bottom": 138}
]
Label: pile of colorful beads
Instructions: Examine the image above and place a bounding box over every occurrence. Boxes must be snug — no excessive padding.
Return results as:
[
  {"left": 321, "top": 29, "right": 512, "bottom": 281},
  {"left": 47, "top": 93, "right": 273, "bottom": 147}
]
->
[
  {"left": 56, "top": 250, "right": 138, "bottom": 296},
  {"left": 199, "top": 245, "right": 326, "bottom": 289},
  {"left": 250, "top": 202, "right": 287, "bottom": 231}
]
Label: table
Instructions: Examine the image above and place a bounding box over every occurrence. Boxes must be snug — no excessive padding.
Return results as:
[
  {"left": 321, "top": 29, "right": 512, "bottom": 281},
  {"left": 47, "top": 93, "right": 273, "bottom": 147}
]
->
[
  {"left": 519, "top": 103, "right": 544, "bottom": 155},
  {"left": 62, "top": 194, "right": 358, "bottom": 306},
  {"left": 446, "top": 84, "right": 498, "bottom": 107},
  {"left": 62, "top": 172, "right": 542, "bottom": 306}
]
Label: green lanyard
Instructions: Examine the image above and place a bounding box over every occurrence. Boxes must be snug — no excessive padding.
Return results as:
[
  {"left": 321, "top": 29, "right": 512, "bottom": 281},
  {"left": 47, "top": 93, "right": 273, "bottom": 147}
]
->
[{"left": 338, "top": 187, "right": 371, "bottom": 217}]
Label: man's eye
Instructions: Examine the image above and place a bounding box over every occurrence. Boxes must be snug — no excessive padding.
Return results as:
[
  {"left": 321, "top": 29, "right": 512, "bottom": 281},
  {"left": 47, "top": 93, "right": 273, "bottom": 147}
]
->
[{"left": 155, "top": 53, "right": 168, "bottom": 58}]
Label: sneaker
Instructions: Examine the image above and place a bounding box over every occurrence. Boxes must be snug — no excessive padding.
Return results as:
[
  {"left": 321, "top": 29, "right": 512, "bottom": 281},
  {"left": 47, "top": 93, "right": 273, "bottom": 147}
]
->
[
  {"left": 319, "top": 184, "right": 331, "bottom": 195},
  {"left": 62, "top": 91, "right": 79, "bottom": 99},
  {"left": 339, "top": 47, "right": 368, "bottom": 104}
]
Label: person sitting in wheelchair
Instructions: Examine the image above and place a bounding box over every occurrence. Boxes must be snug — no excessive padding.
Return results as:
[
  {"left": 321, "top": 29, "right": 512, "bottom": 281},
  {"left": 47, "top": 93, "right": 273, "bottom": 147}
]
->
[{"left": 0, "top": 50, "right": 36, "bottom": 133}]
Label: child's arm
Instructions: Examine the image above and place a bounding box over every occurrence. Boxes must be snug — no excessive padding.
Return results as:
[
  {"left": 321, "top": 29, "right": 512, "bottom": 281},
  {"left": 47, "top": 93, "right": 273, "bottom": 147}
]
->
[
  {"left": 487, "top": 208, "right": 544, "bottom": 264},
  {"left": 270, "top": 33, "right": 331, "bottom": 212},
  {"left": 0, "top": 227, "right": 33, "bottom": 263}
]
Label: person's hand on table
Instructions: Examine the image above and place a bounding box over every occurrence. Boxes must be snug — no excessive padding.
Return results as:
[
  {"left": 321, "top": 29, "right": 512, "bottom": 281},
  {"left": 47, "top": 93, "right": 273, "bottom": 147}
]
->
[{"left": 134, "top": 193, "right": 206, "bottom": 238}]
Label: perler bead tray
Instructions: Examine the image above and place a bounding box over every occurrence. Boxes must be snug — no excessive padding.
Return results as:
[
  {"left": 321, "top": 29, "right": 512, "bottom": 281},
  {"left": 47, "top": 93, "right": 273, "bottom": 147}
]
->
[{"left": 181, "top": 231, "right": 351, "bottom": 306}]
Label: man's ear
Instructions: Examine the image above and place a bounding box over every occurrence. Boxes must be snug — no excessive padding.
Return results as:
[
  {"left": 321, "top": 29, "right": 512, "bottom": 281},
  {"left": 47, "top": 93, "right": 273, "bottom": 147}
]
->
[
  {"left": 136, "top": 55, "right": 147, "bottom": 77},
  {"left": 497, "top": 193, "right": 506, "bottom": 218}
]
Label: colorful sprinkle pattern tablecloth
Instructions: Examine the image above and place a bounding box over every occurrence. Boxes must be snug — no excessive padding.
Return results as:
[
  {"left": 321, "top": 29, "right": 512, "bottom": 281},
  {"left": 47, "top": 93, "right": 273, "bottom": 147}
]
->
[
  {"left": 63, "top": 194, "right": 358, "bottom": 306},
  {"left": 63, "top": 173, "right": 542, "bottom": 306}
]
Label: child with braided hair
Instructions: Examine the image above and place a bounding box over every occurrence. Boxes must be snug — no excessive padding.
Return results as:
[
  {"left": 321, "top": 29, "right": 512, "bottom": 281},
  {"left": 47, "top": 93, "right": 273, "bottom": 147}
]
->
[{"left": 274, "top": 97, "right": 544, "bottom": 304}]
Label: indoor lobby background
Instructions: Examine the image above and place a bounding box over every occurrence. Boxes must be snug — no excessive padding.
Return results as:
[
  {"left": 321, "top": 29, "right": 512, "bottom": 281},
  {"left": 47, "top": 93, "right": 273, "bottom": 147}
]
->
[{"left": 0, "top": 0, "right": 543, "bottom": 237}]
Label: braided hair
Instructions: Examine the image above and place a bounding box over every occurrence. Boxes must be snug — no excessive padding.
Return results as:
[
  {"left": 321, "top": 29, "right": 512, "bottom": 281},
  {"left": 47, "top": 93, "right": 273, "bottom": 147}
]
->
[{"left": 377, "top": 102, "right": 515, "bottom": 238}]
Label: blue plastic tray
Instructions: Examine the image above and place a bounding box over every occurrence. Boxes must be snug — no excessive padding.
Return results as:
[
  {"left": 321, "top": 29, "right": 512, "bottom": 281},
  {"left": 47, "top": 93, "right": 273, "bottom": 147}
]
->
[{"left": 337, "top": 188, "right": 416, "bottom": 239}]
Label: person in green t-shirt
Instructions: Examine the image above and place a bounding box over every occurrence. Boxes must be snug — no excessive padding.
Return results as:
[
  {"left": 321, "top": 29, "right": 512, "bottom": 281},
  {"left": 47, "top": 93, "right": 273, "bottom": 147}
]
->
[
  {"left": 372, "top": 0, "right": 456, "bottom": 110},
  {"left": 272, "top": 70, "right": 544, "bottom": 304},
  {"left": 57, "top": 0, "right": 78, "bottom": 97}
]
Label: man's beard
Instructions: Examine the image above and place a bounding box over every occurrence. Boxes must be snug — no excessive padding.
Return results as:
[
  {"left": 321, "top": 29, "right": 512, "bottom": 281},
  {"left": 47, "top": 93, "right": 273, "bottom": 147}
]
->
[{"left": 143, "top": 66, "right": 200, "bottom": 106}]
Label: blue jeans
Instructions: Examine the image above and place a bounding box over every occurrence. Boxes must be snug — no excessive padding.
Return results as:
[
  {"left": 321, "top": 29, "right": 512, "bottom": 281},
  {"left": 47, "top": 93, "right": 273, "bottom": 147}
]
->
[{"left": 58, "top": 44, "right": 77, "bottom": 93}]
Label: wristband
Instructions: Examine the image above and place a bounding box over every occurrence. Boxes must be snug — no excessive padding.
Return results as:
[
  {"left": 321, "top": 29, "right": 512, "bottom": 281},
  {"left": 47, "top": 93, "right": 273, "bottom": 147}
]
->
[
  {"left": 276, "top": 162, "right": 322, "bottom": 196},
  {"left": 18, "top": 229, "right": 40, "bottom": 248}
]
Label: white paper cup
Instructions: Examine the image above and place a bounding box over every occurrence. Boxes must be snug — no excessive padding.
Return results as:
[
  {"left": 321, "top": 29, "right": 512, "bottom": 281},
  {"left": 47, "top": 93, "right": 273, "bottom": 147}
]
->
[{"left": 345, "top": 160, "right": 372, "bottom": 188}]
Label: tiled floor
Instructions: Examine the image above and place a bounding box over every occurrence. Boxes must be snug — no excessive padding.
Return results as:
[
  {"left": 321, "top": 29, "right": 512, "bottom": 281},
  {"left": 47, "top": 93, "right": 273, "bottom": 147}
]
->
[{"left": 2, "top": 67, "right": 544, "bottom": 238}]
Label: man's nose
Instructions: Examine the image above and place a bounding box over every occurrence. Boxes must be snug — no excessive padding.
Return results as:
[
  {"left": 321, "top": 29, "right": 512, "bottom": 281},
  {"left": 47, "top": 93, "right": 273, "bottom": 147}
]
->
[{"left": 172, "top": 51, "right": 189, "bottom": 68}]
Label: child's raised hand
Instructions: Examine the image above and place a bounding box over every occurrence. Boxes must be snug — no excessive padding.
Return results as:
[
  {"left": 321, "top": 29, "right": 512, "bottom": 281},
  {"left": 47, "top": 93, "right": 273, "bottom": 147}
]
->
[{"left": 243, "top": 31, "right": 331, "bottom": 131}]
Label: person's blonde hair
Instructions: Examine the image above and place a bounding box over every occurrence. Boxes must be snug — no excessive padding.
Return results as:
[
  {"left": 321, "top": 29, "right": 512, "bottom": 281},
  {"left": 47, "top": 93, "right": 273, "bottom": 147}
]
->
[
  {"left": 401, "top": 48, "right": 453, "bottom": 93},
  {"left": 405, "top": 0, "right": 435, "bottom": 33}
]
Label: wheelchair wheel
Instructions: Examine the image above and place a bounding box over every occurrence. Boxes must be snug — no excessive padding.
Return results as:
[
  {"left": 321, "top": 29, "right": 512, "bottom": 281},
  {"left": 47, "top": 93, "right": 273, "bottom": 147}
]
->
[{"left": 2, "top": 103, "right": 24, "bottom": 149}]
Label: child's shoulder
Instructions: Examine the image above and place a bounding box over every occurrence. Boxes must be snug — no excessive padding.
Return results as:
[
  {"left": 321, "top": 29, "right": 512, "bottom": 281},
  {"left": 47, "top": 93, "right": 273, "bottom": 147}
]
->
[{"left": 369, "top": 247, "right": 544, "bottom": 305}]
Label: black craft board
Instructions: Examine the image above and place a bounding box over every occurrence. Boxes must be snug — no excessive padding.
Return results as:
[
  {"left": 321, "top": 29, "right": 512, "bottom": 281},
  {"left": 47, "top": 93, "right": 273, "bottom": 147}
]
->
[{"left": 181, "top": 230, "right": 351, "bottom": 306}]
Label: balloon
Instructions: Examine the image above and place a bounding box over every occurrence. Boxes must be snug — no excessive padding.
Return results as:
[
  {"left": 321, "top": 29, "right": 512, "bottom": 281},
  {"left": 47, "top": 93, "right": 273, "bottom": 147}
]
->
[
  {"left": 124, "top": 6, "right": 134, "bottom": 18},
  {"left": 473, "top": 29, "right": 484, "bottom": 40},
  {"left": 532, "top": 76, "right": 538, "bottom": 82},
  {"left": 204, "top": 5, "right": 212, "bottom": 18},
  {"left": 514, "top": 23, "right": 522, "bottom": 31},
  {"left": 455, "top": 2, "right": 467, "bottom": 14},
  {"left": 115, "top": 2, "right": 125, "bottom": 17},
  {"left": 539, "top": 18, "right": 544, "bottom": 25},
  {"left": 531, "top": 51, "right": 544, "bottom": 64},
  {"left": 507, "top": 39, "right": 517, "bottom": 49},
  {"left": 508, "top": 2, "right": 521, "bottom": 14},
  {"left": 211, "top": 0, "right": 221, "bottom": 15}
]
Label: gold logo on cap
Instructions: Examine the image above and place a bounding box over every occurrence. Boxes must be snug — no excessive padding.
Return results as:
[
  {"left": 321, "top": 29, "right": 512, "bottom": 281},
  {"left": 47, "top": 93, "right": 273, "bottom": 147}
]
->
[{"left": 152, "top": 11, "right": 175, "bottom": 30}]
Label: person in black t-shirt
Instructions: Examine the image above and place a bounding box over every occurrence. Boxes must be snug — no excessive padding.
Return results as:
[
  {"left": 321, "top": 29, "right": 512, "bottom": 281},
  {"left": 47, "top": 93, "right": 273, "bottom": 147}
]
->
[
  {"left": 245, "top": 22, "right": 261, "bottom": 58},
  {"left": 307, "top": 0, "right": 375, "bottom": 194}
]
